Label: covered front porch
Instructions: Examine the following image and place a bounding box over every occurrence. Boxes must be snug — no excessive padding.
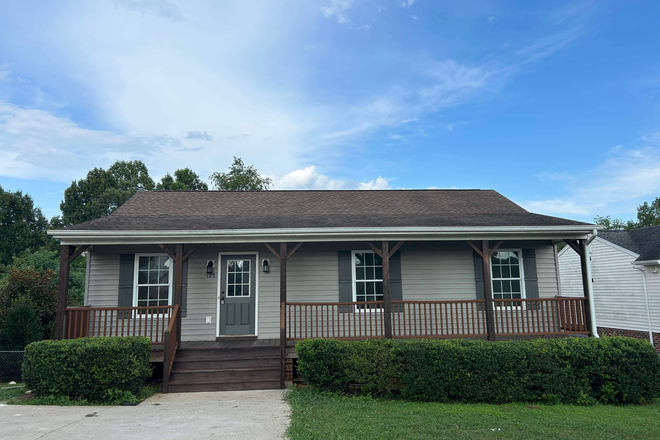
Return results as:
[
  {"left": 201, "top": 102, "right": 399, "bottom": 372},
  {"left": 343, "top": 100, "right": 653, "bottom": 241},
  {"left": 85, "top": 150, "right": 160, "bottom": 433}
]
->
[{"left": 55, "top": 236, "right": 597, "bottom": 393}]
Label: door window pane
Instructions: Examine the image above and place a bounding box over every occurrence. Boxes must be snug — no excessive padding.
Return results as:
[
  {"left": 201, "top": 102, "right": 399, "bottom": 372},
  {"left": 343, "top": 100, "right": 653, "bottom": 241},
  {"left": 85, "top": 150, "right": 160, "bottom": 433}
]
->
[{"left": 226, "top": 259, "right": 251, "bottom": 297}]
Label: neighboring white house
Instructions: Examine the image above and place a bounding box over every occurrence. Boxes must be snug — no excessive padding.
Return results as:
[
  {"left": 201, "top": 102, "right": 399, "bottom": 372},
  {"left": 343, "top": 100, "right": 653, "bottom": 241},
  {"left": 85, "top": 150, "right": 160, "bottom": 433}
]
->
[{"left": 558, "top": 226, "right": 660, "bottom": 348}]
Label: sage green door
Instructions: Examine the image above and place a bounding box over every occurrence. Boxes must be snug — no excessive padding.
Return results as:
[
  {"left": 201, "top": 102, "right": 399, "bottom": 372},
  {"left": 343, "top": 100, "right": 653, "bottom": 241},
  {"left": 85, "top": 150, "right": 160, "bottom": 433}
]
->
[{"left": 219, "top": 255, "right": 256, "bottom": 335}]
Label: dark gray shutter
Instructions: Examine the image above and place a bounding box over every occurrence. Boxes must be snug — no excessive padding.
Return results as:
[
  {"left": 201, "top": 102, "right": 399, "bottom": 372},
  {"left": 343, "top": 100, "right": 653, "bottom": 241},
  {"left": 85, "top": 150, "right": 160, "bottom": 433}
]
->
[
  {"left": 473, "top": 251, "right": 485, "bottom": 300},
  {"left": 181, "top": 259, "right": 189, "bottom": 318},
  {"left": 338, "top": 251, "right": 353, "bottom": 313},
  {"left": 389, "top": 251, "right": 403, "bottom": 312},
  {"left": 522, "top": 249, "right": 539, "bottom": 299},
  {"left": 118, "top": 254, "right": 135, "bottom": 319}
]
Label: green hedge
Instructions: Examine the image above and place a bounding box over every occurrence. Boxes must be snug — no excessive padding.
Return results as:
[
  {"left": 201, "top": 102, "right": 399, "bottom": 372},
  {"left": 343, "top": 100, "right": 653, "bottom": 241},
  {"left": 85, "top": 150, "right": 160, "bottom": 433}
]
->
[
  {"left": 296, "top": 337, "right": 660, "bottom": 405},
  {"left": 23, "top": 337, "right": 151, "bottom": 403}
]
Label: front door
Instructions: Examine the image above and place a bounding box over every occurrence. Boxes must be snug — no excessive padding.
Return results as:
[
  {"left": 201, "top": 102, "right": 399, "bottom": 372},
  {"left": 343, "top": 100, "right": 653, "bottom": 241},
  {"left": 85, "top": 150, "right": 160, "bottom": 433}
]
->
[{"left": 219, "top": 255, "right": 257, "bottom": 336}]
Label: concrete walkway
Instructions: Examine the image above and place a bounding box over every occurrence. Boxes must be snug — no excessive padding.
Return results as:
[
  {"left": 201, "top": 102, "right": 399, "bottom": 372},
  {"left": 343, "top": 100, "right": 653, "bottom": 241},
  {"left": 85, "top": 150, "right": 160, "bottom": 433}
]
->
[{"left": 0, "top": 390, "right": 290, "bottom": 440}]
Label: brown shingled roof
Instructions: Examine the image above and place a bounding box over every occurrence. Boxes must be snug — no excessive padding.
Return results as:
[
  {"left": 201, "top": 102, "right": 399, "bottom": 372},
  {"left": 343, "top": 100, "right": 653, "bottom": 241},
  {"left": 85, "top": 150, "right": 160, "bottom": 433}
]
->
[{"left": 64, "top": 190, "right": 591, "bottom": 231}]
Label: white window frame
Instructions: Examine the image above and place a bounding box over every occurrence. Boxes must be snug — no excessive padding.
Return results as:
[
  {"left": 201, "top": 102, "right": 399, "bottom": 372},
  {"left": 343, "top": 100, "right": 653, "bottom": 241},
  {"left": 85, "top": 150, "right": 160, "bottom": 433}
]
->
[
  {"left": 351, "top": 250, "right": 384, "bottom": 311},
  {"left": 132, "top": 253, "right": 173, "bottom": 315},
  {"left": 489, "top": 248, "right": 526, "bottom": 307}
]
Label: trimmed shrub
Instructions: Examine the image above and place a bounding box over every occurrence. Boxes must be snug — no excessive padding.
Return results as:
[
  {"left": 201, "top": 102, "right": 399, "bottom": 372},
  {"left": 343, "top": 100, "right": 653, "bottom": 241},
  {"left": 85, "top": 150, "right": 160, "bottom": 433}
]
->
[
  {"left": 0, "top": 296, "right": 43, "bottom": 350},
  {"left": 296, "top": 337, "right": 660, "bottom": 405},
  {"left": 23, "top": 337, "right": 151, "bottom": 403}
]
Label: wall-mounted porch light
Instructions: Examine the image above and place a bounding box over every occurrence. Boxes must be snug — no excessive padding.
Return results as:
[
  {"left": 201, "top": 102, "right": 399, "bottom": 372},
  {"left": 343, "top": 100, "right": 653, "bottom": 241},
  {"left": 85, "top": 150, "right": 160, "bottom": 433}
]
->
[
  {"left": 262, "top": 259, "right": 270, "bottom": 273},
  {"left": 206, "top": 260, "right": 215, "bottom": 278}
]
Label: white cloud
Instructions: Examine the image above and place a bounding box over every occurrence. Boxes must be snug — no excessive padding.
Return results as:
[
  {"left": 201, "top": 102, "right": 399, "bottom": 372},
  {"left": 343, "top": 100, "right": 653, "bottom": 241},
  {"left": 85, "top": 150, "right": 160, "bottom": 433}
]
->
[
  {"left": 185, "top": 130, "right": 213, "bottom": 141},
  {"left": 358, "top": 176, "right": 390, "bottom": 190},
  {"left": 273, "top": 166, "right": 390, "bottom": 190},
  {"left": 640, "top": 132, "right": 660, "bottom": 144},
  {"left": 112, "top": 0, "right": 183, "bottom": 21},
  {"left": 401, "top": 0, "right": 415, "bottom": 8},
  {"left": 0, "top": 64, "right": 10, "bottom": 82},
  {"left": 0, "top": 102, "right": 172, "bottom": 179},
  {"left": 358, "top": 24, "right": 371, "bottom": 30},
  {"left": 488, "top": 16, "right": 496, "bottom": 23},
  {"left": 520, "top": 147, "right": 660, "bottom": 217},
  {"left": 515, "top": 28, "right": 584, "bottom": 64},
  {"left": 411, "top": 15, "right": 419, "bottom": 22},
  {"left": 321, "top": 0, "right": 354, "bottom": 24}
]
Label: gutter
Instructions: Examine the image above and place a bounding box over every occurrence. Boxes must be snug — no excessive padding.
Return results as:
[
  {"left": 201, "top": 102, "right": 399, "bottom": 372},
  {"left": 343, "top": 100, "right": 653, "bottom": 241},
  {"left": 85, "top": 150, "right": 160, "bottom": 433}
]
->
[{"left": 47, "top": 225, "right": 599, "bottom": 245}]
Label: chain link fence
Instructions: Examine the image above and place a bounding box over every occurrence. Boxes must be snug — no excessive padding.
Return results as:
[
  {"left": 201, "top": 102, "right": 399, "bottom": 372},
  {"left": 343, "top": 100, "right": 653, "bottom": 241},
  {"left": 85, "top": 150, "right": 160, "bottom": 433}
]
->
[{"left": 0, "top": 351, "right": 24, "bottom": 382}]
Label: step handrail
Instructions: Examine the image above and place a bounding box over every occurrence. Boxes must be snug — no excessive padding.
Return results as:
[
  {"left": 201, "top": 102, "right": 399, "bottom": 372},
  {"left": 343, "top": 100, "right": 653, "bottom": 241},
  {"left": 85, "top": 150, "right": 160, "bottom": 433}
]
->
[{"left": 162, "top": 304, "right": 180, "bottom": 393}]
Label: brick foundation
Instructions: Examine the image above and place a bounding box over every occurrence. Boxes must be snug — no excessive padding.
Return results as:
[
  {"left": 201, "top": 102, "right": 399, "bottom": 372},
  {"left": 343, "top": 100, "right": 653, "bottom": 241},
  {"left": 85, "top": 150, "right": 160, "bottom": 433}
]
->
[
  {"left": 598, "top": 326, "right": 660, "bottom": 352},
  {"left": 284, "top": 357, "right": 294, "bottom": 383}
]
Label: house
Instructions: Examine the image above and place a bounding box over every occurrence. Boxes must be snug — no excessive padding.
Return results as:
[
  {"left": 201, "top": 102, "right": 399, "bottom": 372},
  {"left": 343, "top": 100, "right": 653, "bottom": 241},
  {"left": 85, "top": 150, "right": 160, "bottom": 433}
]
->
[
  {"left": 49, "top": 189, "right": 598, "bottom": 393},
  {"left": 558, "top": 226, "right": 660, "bottom": 349}
]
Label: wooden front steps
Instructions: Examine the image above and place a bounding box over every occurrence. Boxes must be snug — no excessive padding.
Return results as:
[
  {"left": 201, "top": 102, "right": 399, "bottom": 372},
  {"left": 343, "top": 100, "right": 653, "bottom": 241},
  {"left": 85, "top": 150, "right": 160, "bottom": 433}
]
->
[{"left": 167, "top": 341, "right": 281, "bottom": 393}]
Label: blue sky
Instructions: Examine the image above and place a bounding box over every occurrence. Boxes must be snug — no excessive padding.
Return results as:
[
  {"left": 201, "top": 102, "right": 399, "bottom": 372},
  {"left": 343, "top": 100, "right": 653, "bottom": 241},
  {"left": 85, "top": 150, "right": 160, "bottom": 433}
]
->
[{"left": 1, "top": 0, "right": 659, "bottom": 222}]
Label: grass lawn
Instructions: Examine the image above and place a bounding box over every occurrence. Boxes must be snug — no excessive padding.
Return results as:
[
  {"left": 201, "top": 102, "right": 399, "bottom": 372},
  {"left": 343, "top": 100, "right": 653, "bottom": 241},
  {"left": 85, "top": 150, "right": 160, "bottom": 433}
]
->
[
  {"left": 0, "top": 382, "right": 27, "bottom": 402},
  {"left": 1, "top": 382, "right": 161, "bottom": 405},
  {"left": 286, "top": 387, "right": 660, "bottom": 440}
]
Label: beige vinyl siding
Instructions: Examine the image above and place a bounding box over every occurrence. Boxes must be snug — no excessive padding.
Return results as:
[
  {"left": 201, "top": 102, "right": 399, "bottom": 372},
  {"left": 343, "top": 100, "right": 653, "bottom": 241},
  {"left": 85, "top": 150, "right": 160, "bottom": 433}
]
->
[
  {"left": 559, "top": 238, "right": 649, "bottom": 332},
  {"left": 85, "top": 252, "right": 120, "bottom": 307},
  {"left": 400, "top": 243, "right": 476, "bottom": 300},
  {"left": 182, "top": 252, "right": 218, "bottom": 341}
]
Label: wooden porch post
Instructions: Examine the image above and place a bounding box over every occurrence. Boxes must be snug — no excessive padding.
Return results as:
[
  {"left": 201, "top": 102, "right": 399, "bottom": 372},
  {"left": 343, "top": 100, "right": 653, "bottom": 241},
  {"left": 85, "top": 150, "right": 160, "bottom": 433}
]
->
[
  {"left": 467, "top": 240, "right": 503, "bottom": 341},
  {"left": 264, "top": 242, "right": 302, "bottom": 389},
  {"left": 279, "top": 242, "right": 287, "bottom": 389},
  {"left": 55, "top": 245, "right": 73, "bottom": 340},
  {"left": 381, "top": 241, "right": 393, "bottom": 339},
  {"left": 481, "top": 241, "right": 497, "bottom": 341},
  {"left": 174, "top": 244, "right": 184, "bottom": 343}
]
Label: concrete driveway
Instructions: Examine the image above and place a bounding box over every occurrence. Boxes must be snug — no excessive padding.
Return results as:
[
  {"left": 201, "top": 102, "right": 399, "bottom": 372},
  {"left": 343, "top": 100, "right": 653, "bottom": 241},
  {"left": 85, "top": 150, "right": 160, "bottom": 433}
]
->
[{"left": 0, "top": 390, "right": 290, "bottom": 440}]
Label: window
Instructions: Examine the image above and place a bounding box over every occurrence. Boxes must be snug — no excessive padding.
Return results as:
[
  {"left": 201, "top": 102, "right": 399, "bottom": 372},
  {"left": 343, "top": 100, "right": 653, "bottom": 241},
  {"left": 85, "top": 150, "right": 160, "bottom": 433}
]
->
[
  {"left": 226, "top": 259, "right": 251, "bottom": 297},
  {"left": 352, "top": 251, "right": 383, "bottom": 309},
  {"left": 135, "top": 255, "right": 172, "bottom": 308},
  {"left": 490, "top": 250, "right": 524, "bottom": 301}
]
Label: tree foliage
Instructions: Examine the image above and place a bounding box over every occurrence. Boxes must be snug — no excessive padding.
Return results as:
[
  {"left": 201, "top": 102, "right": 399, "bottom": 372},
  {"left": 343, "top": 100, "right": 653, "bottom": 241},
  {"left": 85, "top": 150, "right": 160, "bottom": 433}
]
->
[
  {"left": 593, "top": 215, "right": 634, "bottom": 230},
  {"left": 0, "top": 185, "right": 50, "bottom": 269},
  {"left": 0, "top": 267, "right": 58, "bottom": 342},
  {"left": 635, "top": 197, "right": 660, "bottom": 228},
  {"left": 0, "top": 296, "right": 43, "bottom": 350},
  {"left": 60, "top": 160, "right": 155, "bottom": 225},
  {"left": 209, "top": 157, "right": 272, "bottom": 191},
  {"left": 156, "top": 168, "right": 209, "bottom": 191}
]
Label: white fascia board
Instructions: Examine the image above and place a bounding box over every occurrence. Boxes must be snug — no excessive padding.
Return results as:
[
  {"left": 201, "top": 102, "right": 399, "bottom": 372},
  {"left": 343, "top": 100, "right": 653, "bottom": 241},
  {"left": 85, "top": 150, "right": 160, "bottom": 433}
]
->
[{"left": 48, "top": 225, "right": 596, "bottom": 246}]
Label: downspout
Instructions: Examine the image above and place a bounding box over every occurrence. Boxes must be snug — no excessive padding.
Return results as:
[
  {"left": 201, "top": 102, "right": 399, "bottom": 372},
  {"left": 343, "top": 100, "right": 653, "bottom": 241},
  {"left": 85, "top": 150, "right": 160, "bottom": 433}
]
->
[
  {"left": 583, "top": 240, "right": 599, "bottom": 337},
  {"left": 585, "top": 229, "right": 599, "bottom": 337},
  {"left": 632, "top": 264, "right": 654, "bottom": 346}
]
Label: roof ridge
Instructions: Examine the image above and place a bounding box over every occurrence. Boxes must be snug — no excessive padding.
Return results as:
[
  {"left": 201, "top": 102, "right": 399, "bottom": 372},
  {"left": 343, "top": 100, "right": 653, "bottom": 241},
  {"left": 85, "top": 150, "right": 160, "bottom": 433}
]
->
[{"left": 145, "top": 189, "right": 495, "bottom": 193}]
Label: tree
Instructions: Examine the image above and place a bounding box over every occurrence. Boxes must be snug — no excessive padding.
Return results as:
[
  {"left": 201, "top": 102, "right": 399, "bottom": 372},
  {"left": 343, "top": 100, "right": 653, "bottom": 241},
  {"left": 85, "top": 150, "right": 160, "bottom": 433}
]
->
[
  {"left": 0, "top": 296, "right": 43, "bottom": 350},
  {"left": 0, "top": 267, "right": 58, "bottom": 339},
  {"left": 635, "top": 197, "right": 660, "bottom": 228},
  {"left": 210, "top": 157, "right": 272, "bottom": 191},
  {"left": 156, "top": 168, "right": 209, "bottom": 191},
  {"left": 592, "top": 215, "right": 632, "bottom": 230},
  {"left": 9, "top": 248, "right": 86, "bottom": 306},
  {"left": 0, "top": 186, "right": 50, "bottom": 269},
  {"left": 60, "top": 160, "right": 155, "bottom": 225}
]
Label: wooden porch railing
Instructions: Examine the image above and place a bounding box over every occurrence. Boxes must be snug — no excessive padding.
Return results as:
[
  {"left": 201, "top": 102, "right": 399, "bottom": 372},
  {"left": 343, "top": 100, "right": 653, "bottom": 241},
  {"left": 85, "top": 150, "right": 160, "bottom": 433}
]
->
[
  {"left": 65, "top": 306, "right": 175, "bottom": 344},
  {"left": 286, "top": 301, "right": 386, "bottom": 340},
  {"left": 492, "top": 297, "right": 588, "bottom": 336},
  {"left": 286, "top": 297, "right": 588, "bottom": 340},
  {"left": 162, "top": 304, "right": 179, "bottom": 393},
  {"left": 391, "top": 300, "right": 487, "bottom": 338}
]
